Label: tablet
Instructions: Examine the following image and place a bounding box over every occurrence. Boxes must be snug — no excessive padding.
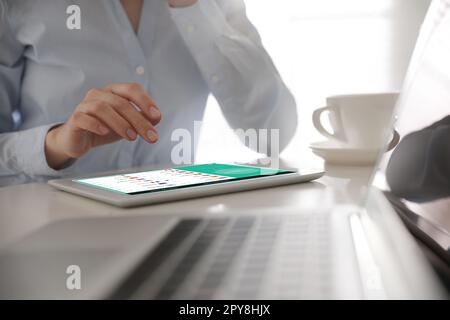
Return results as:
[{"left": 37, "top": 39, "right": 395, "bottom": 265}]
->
[{"left": 48, "top": 163, "right": 324, "bottom": 207}]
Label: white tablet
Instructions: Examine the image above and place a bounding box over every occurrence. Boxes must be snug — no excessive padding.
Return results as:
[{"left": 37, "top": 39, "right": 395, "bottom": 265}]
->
[{"left": 48, "top": 163, "right": 324, "bottom": 207}]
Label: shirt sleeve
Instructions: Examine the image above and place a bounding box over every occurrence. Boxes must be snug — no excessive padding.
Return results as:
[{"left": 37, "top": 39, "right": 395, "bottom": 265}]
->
[
  {"left": 0, "top": 13, "right": 71, "bottom": 183},
  {"left": 169, "top": 0, "right": 298, "bottom": 153}
]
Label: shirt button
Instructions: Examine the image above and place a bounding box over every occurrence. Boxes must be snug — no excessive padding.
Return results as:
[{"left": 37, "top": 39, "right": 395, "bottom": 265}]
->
[
  {"left": 211, "top": 75, "right": 220, "bottom": 84},
  {"left": 187, "top": 25, "right": 196, "bottom": 34},
  {"left": 135, "top": 65, "right": 145, "bottom": 75}
]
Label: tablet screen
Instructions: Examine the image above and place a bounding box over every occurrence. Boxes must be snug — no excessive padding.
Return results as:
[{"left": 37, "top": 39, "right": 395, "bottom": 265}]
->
[{"left": 74, "top": 163, "right": 293, "bottom": 195}]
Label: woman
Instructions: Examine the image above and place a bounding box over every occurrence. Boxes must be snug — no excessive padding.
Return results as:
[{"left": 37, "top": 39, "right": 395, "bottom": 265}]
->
[{"left": 0, "top": 0, "right": 297, "bottom": 186}]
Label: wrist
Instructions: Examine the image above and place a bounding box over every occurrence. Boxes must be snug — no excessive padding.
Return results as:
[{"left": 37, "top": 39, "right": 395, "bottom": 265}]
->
[{"left": 45, "top": 125, "right": 72, "bottom": 170}]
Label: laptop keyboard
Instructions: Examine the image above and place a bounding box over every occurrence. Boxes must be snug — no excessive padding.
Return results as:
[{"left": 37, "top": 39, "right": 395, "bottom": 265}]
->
[{"left": 112, "top": 213, "right": 360, "bottom": 299}]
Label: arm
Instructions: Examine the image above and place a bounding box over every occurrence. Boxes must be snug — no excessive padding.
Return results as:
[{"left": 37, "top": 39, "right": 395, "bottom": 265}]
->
[
  {"left": 0, "top": 13, "right": 162, "bottom": 185},
  {"left": 386, "top": 116, "right": 450, "bottom": 202},
  {"left": 0, "top": 12, "right": 65, "bottom": 183},
  {"left": 169, "top": 0, "right": 298, "bottom": 153}
]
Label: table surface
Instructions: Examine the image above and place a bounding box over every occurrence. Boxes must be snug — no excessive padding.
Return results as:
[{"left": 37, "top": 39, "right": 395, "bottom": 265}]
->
[
  {"left": 0, "top": 155, "right": 376, "bottom": 250},
  {"left": 2, "top": 156, "right": 448, "bottom": 299}
]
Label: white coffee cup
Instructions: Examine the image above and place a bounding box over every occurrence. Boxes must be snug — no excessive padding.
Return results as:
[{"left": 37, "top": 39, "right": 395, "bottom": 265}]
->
[{"left": 313, "top": 93, "right": 400, "bottom": 150}]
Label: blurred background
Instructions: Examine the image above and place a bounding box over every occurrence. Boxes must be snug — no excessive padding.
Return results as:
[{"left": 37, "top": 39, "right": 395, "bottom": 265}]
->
[{"left": 196, "top": 0, "right": 432, "bottom": 164}]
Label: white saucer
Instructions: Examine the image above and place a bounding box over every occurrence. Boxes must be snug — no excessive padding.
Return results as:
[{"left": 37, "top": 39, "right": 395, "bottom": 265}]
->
[{"left": 309, "top": 141, "right": 380, "bottom": 166}]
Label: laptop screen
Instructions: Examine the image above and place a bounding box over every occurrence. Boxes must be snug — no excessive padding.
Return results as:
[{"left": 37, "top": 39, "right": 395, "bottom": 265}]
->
[{"left": 372, "top": 0, "right": 450, "bottom": 255}]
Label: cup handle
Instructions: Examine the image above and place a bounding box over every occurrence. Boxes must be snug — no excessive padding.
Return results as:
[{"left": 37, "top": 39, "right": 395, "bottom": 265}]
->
[
  {"left": 313, "top": 106, "right": 338, "bottom": 140},
  {"left": 386, "top": 129, "right": 400, "bottom": 151}
]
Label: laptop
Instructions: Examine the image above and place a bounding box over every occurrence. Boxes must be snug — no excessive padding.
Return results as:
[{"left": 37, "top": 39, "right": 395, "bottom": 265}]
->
[{"left": 0, "top": 0, "right": 449, "bottom": 300}]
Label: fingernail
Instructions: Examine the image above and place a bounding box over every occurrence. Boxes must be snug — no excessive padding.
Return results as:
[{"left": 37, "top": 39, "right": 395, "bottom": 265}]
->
[
  {"left": 99, "top": 125, "right": 109, "bottom": 135},
  {"left": 149, "top": 106, "right": 161, "bottom": 119},
  {"left": 127, "top": 129, "right": 137, "bottom": 140},
  {"left": 147, "top": 130, "right": 158, "bottom": 142}
]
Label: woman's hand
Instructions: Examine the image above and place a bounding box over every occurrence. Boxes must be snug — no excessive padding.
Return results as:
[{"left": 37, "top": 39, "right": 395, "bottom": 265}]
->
[
  {"left": 168, "top": 0, "right": 197, "bottom": 8},
  {"left": 45, "top": 83, "right": 162, "bottom": 169}
]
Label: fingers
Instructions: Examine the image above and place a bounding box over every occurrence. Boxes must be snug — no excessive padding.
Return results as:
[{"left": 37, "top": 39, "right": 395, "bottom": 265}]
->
[
  {"left": 100, "top": 90, "right": 159, "bottom": 143},
  {"left": 105, "top": 83, "right": 162, "bottom": 125},
  {"left": 84, "top": 88, "right": 159, "bottom": 143},
  {"left": 78, "top": 99, "right": 138, "bottom": 141},
  {"left": 70, "top": 111, "right": 110, "bottom": 136}
]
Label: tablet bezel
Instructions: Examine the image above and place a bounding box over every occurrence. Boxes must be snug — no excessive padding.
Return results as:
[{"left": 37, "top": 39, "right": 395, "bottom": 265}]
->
[{"left": 48, "top": 165, "right": 324, "bottom": 207}]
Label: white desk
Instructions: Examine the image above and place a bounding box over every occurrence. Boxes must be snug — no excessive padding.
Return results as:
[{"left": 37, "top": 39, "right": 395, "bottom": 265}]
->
[
  {"left": 0, "top": 155, "right": 374, "bottom": 250},
  {"left": 1, "top": 156, "right": 447, "bottom": 299}
]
